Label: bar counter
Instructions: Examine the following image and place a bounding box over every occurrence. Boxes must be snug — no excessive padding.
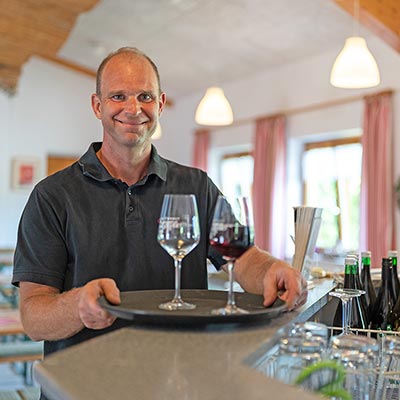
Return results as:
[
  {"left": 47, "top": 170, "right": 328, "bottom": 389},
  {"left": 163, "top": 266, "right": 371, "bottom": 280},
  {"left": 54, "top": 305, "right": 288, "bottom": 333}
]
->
[{"left": 34, "top": 279, "right": 335, "bottom": 400}]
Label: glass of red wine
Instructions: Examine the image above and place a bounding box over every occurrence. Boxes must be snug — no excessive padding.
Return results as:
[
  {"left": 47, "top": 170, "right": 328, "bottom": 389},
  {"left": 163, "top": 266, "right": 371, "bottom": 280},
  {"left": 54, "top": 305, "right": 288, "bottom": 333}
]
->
[{"left": 209, "top": 196, "right": 254, "bottom": 315}]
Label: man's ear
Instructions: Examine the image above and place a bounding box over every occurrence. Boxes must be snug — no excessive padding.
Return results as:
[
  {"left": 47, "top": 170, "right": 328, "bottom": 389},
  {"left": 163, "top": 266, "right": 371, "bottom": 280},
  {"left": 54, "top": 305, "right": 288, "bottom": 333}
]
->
[
  {"left": 91, "top": 93, "right": 102, "bottom": 120},
  {"left": 158, "top": 92, "right": 166, "bottom": 116}
]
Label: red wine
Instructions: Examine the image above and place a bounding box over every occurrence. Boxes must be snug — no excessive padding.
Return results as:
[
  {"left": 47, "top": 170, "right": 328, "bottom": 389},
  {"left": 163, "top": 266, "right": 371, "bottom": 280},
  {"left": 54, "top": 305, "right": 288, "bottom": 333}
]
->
[{"left": 210, "top": 226, "right": 252, "bottom": 259}]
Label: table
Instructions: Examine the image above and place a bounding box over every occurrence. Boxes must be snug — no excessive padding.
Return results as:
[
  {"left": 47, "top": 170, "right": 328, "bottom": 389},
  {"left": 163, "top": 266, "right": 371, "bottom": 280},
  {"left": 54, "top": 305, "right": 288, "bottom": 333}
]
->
[{"left": 34, "top": 279, "right": 336, "bottom": 400}]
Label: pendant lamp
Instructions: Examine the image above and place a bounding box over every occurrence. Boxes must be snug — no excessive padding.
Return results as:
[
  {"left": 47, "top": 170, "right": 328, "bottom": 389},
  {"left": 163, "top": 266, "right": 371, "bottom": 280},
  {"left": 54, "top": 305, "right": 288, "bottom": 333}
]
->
[
  {"left": 330, "top": 0, "right": 380, "bottom": 89},
  {"left": 195, "top": 87, "right": 233, "bottom": 126}
]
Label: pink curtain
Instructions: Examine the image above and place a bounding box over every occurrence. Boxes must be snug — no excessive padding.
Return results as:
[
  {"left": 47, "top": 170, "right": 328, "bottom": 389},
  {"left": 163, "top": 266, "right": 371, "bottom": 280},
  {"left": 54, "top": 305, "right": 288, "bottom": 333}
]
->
[
  {"left": 360, "top": 91, "right": 395, "bottom": 267},
  {"left": 192, "top": 129, "right": 210, "bottom": 172},
  {"left": 253, "top": 115, "right": 286, "bottom": 258}
]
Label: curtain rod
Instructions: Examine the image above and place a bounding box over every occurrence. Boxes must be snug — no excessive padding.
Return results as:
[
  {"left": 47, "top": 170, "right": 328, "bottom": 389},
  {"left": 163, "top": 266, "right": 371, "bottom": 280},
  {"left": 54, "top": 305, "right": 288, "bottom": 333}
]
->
[{"left": 209, "top": 89, "right": 394, "bottom": 130}]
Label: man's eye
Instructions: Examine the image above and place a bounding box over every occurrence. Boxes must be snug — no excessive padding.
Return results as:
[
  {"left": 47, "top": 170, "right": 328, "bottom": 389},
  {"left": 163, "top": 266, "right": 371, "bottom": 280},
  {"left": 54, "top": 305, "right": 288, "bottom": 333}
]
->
[
  {"left": 139, "top": 93, "right": 154, "bottom": 102},
  {"left": 111, "top": 94, "right": 125, "bottom": 101}
]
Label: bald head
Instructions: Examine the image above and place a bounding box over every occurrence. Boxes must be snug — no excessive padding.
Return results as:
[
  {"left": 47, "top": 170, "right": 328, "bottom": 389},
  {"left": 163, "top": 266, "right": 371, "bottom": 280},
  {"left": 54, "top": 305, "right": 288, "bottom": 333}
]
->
[{"left": 96, "top": 47, "right": 162, "bottom": 96}]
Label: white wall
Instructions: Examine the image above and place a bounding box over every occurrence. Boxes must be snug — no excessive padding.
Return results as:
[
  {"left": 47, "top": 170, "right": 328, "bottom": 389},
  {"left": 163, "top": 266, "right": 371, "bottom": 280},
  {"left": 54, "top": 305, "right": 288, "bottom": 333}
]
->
[
  {"left": 0, "top": 57, "right": 102, "bottom": 246},
  {"left": 1, "top": 35, "right": 400, "bottom": 250}
]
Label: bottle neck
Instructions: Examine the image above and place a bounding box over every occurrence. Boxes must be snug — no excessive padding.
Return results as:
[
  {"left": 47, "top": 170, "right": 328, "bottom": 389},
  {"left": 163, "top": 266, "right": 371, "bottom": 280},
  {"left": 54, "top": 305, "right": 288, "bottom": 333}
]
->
[
  {"left": 362, "top": 256, "right": 371, "bottom": 267},
  {"left": 344, "top": 263, "right": 358, "bottom": 288},
  {"left": 382, "top": 264, "right": 392, "bottom": 284},
  {"left": 362, "top": 263, "right": 371, "bottom": 276}
]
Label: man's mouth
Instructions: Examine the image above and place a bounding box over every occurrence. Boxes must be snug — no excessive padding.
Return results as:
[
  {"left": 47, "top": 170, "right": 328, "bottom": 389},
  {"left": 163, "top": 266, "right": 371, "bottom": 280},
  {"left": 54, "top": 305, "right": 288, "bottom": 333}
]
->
[{"left": 115, "top": 118, "right": 147, "bottom": 126}]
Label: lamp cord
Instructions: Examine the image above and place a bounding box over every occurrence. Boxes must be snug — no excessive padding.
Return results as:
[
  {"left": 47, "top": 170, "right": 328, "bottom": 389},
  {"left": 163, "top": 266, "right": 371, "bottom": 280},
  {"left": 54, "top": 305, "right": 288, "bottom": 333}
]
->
[{"left": 353, "top": 0, "right": 360, "bottom": 37}]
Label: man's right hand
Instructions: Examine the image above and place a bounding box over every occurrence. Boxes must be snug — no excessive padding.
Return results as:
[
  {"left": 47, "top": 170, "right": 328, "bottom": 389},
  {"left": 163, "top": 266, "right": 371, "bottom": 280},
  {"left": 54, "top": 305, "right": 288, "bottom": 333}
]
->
[
  {"left": 19, "top": 278, "right": 121, "bottom": 341},
  {"left": 78, "top": 278, "right": 121, "bottom": 330}
]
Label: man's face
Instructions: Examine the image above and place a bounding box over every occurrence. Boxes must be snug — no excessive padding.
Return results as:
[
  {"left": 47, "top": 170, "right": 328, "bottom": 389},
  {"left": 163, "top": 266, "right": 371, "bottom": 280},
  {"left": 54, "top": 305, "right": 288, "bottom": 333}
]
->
[{"left": 91, "top": 54, "right": 166, "bottom": 149}]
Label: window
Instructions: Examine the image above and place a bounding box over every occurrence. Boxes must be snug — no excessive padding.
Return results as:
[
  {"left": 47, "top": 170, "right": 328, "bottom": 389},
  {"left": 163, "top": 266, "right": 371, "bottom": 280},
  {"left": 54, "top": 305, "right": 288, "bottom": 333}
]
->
[
  {"left": 220, "top": 152, "right": 253, "bottom": 199},
  {"left": 302, "top": 137, "right": 362, "bottom": 254}
]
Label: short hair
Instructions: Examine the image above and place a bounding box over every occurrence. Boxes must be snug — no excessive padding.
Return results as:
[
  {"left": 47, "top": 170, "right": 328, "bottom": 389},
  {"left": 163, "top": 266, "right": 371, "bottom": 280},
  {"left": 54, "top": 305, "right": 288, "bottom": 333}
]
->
[{"left": 95, "top": 47, "right": 162, "bottom": 96}]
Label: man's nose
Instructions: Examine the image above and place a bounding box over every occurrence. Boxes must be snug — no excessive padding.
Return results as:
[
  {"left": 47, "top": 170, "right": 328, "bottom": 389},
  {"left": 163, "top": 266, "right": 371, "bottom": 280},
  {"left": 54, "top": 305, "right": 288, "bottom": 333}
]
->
[{"left": 125, "top": 97, "right": 141, "bottom": 115}]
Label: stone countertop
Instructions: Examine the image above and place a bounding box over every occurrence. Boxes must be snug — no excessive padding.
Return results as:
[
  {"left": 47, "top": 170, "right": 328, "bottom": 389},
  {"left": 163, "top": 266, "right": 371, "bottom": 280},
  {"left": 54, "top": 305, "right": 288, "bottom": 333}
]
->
[{"left": 34, "top": 279, "right": 335, "bottom": 400}]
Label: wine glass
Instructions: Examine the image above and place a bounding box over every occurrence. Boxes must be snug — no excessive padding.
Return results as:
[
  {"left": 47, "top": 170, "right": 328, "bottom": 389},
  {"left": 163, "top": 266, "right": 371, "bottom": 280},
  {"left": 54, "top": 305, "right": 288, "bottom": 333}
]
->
[
  {"left": 209, "top": 196, "right": 254, "bottom": 315},
  {"left": 157, "top": 194, "right": 200, "bottom": 310},
  {"left": 329, "top": 288, "right": 365, "bottom": 336}
]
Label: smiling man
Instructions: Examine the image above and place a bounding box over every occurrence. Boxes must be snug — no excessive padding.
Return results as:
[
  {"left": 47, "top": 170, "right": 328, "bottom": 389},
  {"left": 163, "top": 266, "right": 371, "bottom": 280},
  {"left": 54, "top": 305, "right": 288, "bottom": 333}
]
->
[
  {"left": 13, "top": 47, "right": 307, "bottom": 368},
  {"left": 91, "top": 49, "right": 166, "bottom": 186}
]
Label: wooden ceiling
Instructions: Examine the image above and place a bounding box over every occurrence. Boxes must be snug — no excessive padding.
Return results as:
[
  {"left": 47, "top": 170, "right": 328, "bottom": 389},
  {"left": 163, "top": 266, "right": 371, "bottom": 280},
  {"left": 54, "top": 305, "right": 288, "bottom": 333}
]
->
[
  {"left": 333, "top": 0, "right": 400, "bottom": 52},
  {"left": 0, "top": 0, "right": 98, "bottom": 94},
  {"left": 0, "top": 0, "right": 399, "bottom": 96}
]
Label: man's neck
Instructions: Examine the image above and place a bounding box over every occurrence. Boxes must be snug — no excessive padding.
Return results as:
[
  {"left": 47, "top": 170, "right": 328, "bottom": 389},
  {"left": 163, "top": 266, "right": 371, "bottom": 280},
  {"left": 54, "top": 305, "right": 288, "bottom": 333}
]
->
[{"left": 97, "top": 142, "right": 152, "bottom": 186}]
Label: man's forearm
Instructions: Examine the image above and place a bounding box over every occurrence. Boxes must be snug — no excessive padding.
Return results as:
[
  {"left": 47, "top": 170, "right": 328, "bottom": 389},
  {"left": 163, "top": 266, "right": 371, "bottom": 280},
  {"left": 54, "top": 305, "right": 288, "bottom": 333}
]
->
[{"left": 20, "top": 286, "right": 84, "bottom": 341}]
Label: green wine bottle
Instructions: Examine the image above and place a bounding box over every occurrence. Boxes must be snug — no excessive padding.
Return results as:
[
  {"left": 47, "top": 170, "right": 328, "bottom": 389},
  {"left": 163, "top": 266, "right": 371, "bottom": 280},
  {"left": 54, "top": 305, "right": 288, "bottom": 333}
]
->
[
  {"left": 388, "top": 250, "right": 400, "bottom": 301},
  {"left": 360, "top": 251, "right": 376, "bottom": 321},
  {"left": 370, "top": 258, "right": 395, "bottom": 333},
  {"left": 333, "top": 257, "right": 369, "bottom": 331}
]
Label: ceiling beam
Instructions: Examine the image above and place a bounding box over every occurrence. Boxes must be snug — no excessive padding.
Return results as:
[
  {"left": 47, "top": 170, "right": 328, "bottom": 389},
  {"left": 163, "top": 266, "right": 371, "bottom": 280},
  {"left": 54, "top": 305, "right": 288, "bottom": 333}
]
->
[{"left": 333, "top": 0, "right": 400, "bottom": 52}]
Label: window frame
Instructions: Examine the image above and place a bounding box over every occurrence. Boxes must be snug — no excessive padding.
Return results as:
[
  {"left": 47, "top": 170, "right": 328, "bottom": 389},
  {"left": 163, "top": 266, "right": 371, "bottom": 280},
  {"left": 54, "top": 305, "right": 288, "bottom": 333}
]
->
[{"left": 302, "top": 136, "right": 361, "bottom": 251}]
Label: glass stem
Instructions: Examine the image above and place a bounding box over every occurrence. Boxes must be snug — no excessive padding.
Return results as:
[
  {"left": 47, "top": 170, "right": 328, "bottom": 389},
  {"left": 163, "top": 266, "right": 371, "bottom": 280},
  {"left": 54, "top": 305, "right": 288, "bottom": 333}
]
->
[
  {"left": 341, "top": 297, "right": 352, "bottom": 335},
  {"left": 227, "top": 260, "right": 236, "bottom": 308},
  {"left": 173, "top": 258, "right": 182, "bottom": 302}
]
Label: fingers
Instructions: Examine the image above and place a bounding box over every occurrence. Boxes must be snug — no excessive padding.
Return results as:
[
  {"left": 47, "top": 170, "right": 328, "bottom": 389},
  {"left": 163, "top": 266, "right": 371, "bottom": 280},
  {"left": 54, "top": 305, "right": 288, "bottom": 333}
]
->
[
  {"left": 78, "top": 278, "right": 120, "bottom": 330},
  {"left": 263, "top": 262, "right": 308, "bottom": 311},
  {"left": 262, "top": 274, "right": 279, "bottom": 307},
  {"left": 282, "top": 274, "right": 308, "bottom": 311},
  {"left": 101, "top": 278, "right": 121, "bottom": 305}
]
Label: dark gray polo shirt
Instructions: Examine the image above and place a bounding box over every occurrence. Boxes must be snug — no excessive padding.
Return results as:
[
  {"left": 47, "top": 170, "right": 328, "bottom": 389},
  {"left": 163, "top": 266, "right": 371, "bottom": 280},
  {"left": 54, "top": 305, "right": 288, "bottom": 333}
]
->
[{"left": 13, "top": 142, "right": 223, "bottom": 355}]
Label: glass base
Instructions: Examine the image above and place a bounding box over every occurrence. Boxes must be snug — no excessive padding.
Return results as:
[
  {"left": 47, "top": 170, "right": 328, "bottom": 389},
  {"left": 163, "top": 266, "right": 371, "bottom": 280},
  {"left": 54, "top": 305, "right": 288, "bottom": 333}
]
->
[
  {"left": 211, "top": 304, "right": 249, "bottom": 316},
  {"left": 158, "top": 298, "right": 196, "bottom": 311}
]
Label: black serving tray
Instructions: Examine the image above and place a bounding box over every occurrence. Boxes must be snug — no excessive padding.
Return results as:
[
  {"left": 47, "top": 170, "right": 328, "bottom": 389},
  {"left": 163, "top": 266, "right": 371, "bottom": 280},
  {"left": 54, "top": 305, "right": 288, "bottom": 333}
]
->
[{"left": 99, "top": 289, "right": 286, "bottom": 325}]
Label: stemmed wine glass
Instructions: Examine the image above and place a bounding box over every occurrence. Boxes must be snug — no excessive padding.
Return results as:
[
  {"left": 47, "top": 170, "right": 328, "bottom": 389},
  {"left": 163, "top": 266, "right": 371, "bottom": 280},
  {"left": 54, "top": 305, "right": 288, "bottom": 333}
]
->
[
  {"left": 329, "top": 288, "right": 365, "bottom": 336},
  {"left": 157, "top": 194, "right": 200, "bottom": 310},
  {"left": 209, "top": 196, "right": 254, "bottom": 315}
]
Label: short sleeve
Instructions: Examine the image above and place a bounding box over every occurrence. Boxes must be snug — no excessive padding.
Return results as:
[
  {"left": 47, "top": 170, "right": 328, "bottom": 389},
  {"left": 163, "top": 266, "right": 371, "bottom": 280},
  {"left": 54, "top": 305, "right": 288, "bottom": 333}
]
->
[{"left": 12, "top": 186, "right": 68, "bottom": 290}]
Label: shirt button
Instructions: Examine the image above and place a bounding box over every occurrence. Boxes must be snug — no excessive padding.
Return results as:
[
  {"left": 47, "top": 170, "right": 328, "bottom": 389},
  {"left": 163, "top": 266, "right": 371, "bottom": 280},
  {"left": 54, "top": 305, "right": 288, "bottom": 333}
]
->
[
  {"left": 128, "top": 190, "right": 132, "bottom": 196},
  {"left": 129, "top": 206, "right": 133, "bottom": 212}
]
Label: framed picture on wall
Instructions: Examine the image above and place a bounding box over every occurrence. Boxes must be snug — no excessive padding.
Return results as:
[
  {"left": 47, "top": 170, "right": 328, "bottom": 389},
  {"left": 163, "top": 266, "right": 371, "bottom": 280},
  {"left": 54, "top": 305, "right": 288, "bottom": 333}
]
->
[{"left": 11, "top": 157, "right": 41, "bottom": 190}]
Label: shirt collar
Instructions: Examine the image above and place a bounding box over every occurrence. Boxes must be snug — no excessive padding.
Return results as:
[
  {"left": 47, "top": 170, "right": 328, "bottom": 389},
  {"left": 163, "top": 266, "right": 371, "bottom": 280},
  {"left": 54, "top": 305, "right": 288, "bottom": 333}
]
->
[{"left": 78, "top": 142, "right": 167, "bottom": 183}]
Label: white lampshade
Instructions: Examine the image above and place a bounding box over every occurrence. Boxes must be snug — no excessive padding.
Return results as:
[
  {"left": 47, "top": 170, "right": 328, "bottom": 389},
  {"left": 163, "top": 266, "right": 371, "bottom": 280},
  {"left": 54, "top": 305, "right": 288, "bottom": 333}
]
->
[
  {"left": 330, "top": 36, "right": 380, "bottom": 89},
  {"left": 195, "top": 87, "right": 233, "bottom": 126},
  {"left": 152, "top": 122, "right": 162, "bottom": 140}
]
